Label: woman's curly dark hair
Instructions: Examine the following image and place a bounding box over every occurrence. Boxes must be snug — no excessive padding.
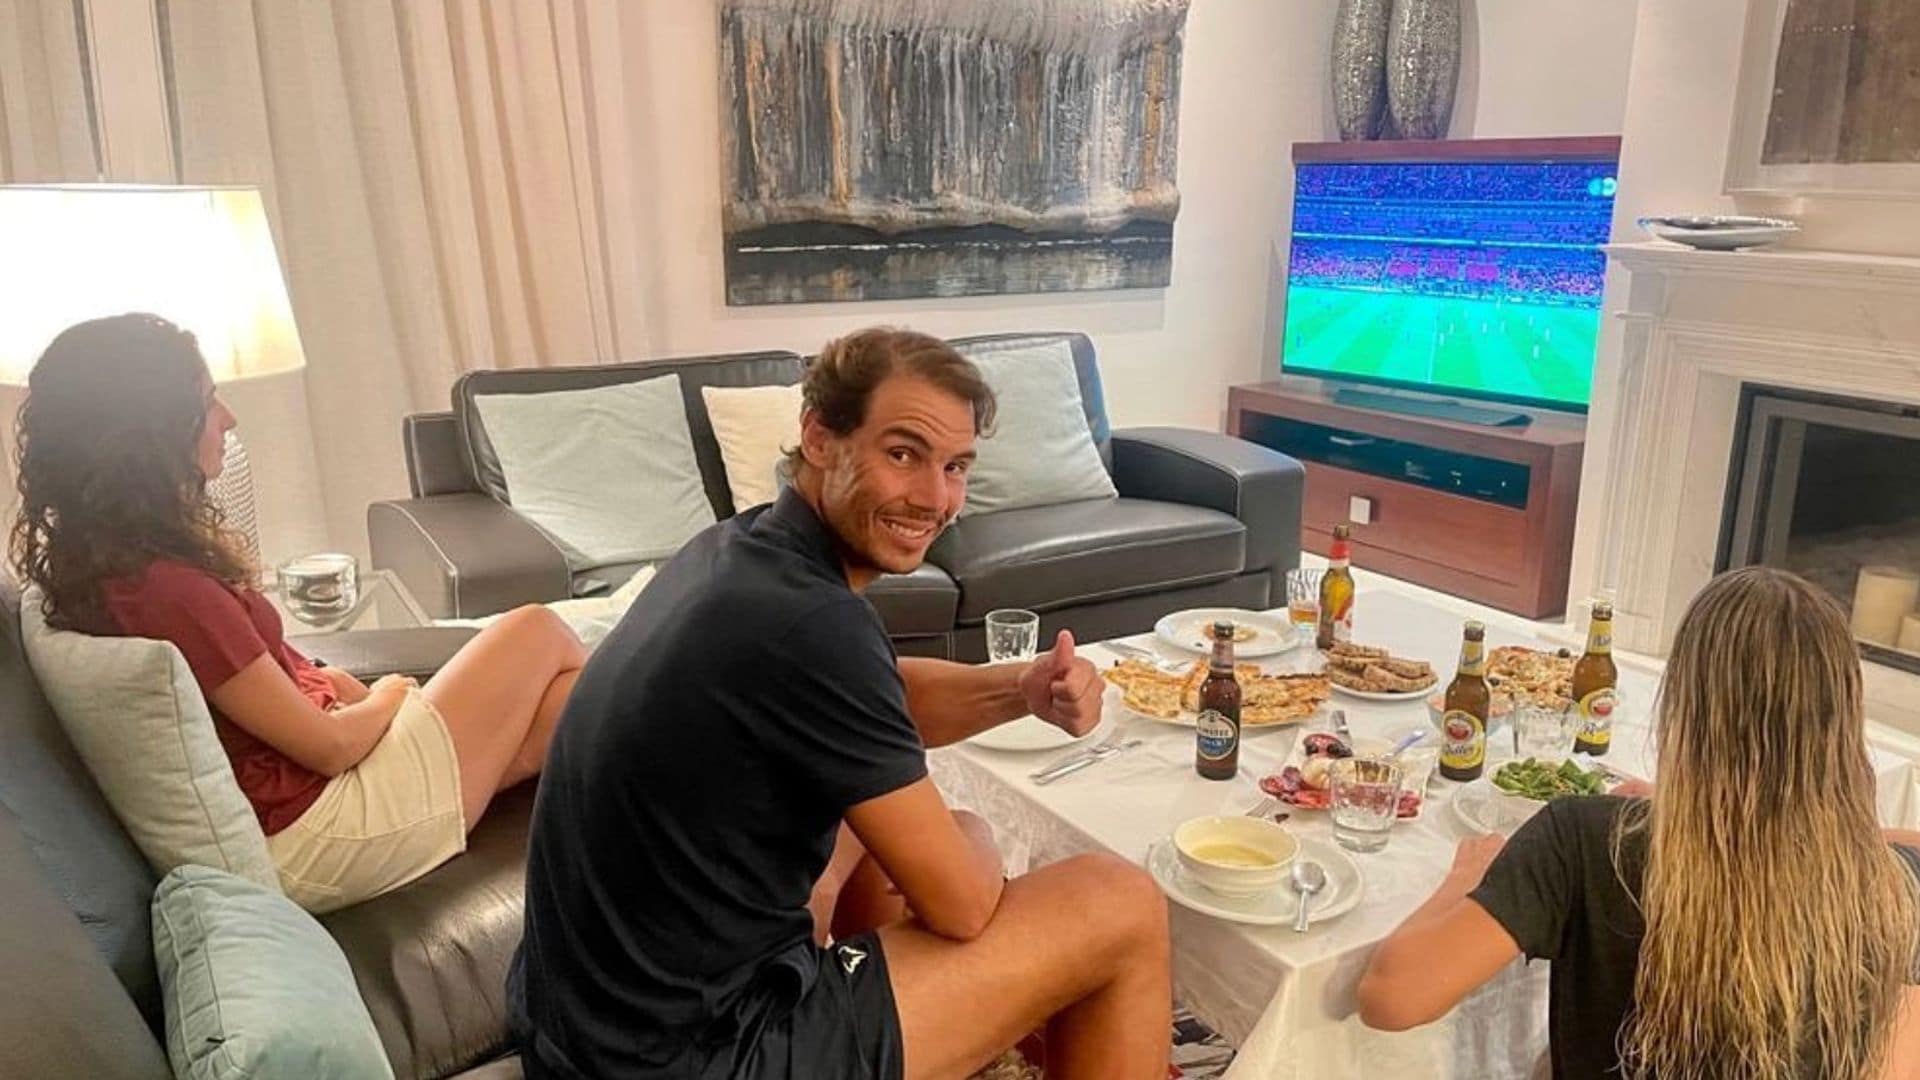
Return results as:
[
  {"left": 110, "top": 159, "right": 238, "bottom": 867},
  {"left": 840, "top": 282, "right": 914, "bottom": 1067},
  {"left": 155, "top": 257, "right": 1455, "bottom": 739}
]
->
[{"left": 11, "top": 313, "right": 255, "bottom": 629}]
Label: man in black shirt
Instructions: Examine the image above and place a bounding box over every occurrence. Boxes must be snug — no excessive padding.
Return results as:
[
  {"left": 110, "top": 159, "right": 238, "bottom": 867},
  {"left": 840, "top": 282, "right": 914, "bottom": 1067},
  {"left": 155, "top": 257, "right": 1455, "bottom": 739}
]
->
[{"left": 510, "top": 328, "right": 1171, "bottom": 1079}]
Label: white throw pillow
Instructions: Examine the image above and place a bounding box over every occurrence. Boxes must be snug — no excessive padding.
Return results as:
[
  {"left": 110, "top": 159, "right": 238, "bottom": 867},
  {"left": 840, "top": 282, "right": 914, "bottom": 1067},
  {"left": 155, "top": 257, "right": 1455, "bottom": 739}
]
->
[
  {"left": 474, "top": 375, "right": 717, "bottom": 571},
  {"left": 959, "top": 340, "right": 1118, "bottom": 517},
  {"left": 19, "top": 586, "right": 280, "bottom": 890},
  {"left": 702, "top": 383, "right": 803, "bottom": 513}
]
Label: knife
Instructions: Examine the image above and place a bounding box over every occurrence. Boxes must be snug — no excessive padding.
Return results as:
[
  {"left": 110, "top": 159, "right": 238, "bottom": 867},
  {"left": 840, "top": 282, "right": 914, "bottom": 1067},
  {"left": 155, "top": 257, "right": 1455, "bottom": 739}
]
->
[{"left": 1030, "top": 739, "right": 1143, "bottom": 785}]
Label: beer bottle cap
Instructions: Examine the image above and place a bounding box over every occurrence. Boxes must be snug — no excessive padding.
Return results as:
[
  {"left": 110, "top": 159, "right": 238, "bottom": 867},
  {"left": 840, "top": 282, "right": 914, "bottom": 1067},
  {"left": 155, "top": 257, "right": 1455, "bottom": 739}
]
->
[
  {"left": 1332, "top": 523, "right": 1351, "bottom": 539},
  {"left": 1463, "top": 620, "right": 1485, "bottom": 640},
  {"left": 1212, "top": 620, "right": 1235, "bottom": 639},
  {"left": 1591, "top": 600, "right": 1613, "bottom": 619}
]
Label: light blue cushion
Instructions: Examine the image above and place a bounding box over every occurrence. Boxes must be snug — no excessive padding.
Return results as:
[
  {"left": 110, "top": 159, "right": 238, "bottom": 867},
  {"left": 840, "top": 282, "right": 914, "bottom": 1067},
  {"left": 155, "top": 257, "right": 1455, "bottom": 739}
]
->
[
  {"left": 152, "top": 865, "right": 394, "bottom": 1080},
  {"left": 474, "top": 374, "right": 717, "bottom": 570},
  {"left": 958, "top": 339, "right": 1118, "bottom": 517}
]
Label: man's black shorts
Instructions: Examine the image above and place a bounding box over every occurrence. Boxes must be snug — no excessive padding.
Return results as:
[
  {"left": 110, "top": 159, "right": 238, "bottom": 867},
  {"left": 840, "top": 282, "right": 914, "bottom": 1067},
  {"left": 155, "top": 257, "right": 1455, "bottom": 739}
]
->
[{"left": 722, "top": 931, "right": 904, "bottom": 1080}]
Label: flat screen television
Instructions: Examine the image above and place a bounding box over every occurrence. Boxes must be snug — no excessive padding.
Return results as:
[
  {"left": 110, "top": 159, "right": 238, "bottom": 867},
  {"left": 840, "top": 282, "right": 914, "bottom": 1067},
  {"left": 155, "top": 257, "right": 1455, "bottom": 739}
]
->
[{"left": 1281, "top": 137, "right": 1621, "bottom": 414}]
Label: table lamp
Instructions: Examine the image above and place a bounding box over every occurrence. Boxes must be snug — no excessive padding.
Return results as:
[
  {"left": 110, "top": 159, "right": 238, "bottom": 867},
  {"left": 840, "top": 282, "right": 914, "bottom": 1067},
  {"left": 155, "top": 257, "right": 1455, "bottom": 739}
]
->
[{"left": 0, "top": 185, "right": 310, "bottom": 562}]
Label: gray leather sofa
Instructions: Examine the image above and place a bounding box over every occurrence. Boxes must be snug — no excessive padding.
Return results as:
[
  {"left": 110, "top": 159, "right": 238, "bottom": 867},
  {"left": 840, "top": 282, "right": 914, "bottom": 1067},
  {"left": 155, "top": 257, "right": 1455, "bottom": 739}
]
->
[
  {"left": 0, "top": 596, "right": 525, "bottom": 1080},
  {"left": 372, "top": 333, "right": 1306, "bottom": 661}
]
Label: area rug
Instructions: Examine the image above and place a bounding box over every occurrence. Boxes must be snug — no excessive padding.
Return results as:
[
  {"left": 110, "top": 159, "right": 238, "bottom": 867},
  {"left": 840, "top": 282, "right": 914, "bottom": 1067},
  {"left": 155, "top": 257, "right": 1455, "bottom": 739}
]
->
[{"left": 968, "top": 1005, "right": 1235, "bottom": 1079}]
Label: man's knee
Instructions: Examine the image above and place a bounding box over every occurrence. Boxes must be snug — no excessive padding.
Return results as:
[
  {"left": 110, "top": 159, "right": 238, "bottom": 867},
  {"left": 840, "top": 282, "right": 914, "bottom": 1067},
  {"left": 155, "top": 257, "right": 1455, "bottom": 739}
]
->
[{"left": 1052, "top": 852, "right": 1169, "bottom": 942}]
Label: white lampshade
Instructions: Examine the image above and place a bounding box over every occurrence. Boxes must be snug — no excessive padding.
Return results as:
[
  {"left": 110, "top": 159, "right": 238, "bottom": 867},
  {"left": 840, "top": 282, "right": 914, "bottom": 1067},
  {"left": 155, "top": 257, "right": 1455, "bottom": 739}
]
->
[{"left": 0, "top": 184, "right": 306, "bottom": 384}]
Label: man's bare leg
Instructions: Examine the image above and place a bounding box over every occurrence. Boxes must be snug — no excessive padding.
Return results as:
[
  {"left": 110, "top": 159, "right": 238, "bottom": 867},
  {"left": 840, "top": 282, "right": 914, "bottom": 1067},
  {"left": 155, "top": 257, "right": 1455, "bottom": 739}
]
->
[{"left": 880, "top": 852, "right": 1171, "bottom": 1080}]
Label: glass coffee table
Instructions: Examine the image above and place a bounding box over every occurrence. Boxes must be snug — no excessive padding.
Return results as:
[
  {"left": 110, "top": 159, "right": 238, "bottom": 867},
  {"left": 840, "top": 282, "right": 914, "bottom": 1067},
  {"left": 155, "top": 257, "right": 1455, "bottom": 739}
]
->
[{"left": 270, "top": 568, "right": 432, "bottom": 634}]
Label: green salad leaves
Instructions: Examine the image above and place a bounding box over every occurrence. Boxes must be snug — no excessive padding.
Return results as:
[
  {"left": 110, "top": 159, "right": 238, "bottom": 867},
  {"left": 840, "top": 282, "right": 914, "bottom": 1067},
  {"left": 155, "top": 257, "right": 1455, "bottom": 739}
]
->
[{"left": 1492, "top": 757, "right": 1608, "bottom": 801}]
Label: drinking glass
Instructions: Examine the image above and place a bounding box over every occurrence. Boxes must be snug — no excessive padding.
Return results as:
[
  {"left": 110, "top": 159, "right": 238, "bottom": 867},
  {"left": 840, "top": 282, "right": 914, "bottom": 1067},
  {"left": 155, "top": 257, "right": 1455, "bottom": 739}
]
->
[
  {"left": 1285, "top": 568, "right": 1322, "bottom": 634},
  {"left": 1512, "top": 703, "right": 1575, "bottom": 761},
  {"left": 984, "top": 608, "right": 1041, "bottom": 663},
  {"left": 1330, "top": 757, "right": 1403, "bottom": 853},
  {"left": 277, "top": 553, "right": 359, "bottom": 626}
]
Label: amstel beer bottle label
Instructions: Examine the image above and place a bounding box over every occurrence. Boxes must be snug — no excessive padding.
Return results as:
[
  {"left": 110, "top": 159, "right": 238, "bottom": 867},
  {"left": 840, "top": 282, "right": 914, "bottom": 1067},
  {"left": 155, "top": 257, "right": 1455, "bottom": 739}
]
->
[
  {"left": 1439, "top": 710, "right": 1485, "bottom": 770},
  {"left": 1576, "top": 688, "right": 1616, "bottom": 749},
  {"left": 1196, "top": 709, "right": 1237, "bottom": 760}
]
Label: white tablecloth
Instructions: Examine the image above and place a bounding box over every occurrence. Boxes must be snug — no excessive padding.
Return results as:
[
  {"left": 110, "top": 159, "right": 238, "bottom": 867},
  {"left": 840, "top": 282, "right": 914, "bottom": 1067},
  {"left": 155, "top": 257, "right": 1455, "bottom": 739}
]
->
[{"left": 929, "top": 589, "right": 1916, "bottom": 1080}]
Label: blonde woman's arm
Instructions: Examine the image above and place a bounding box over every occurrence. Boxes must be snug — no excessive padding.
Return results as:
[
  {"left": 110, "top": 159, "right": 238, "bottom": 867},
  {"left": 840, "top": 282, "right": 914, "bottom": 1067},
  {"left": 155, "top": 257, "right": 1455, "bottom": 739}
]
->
[
  {"left": 1357, "top": 835, "right": 1522, "bottom": 1030},
  {"left": 208, "top": 655, "right": 412, "bottom": 776}
]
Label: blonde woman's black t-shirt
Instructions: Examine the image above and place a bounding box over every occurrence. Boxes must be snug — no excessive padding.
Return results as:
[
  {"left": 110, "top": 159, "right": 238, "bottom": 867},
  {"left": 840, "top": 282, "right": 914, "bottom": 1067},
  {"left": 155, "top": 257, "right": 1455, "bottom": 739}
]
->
[{"left": 1470, "top": 795, "right": 1920, "bottom": 1080}]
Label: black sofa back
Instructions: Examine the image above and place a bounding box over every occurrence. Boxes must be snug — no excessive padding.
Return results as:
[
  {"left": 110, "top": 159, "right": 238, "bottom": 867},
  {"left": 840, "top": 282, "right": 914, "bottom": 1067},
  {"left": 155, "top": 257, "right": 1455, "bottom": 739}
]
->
[
  {"left": 0, "top": 588, "right": 170, "bottom": 1076},
  {"left": 416, "top": 332, "right": 1114, "bottom": 521}
]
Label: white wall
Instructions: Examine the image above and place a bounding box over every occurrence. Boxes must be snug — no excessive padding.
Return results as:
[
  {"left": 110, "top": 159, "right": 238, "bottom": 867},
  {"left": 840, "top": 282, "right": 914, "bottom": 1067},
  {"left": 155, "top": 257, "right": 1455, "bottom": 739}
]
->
[
  {"left": 1455, "top": 0, "right": 1639, "bottom": 140},
  {"left": 614, "top": 0, "right": 1639, "bottom": 433}
]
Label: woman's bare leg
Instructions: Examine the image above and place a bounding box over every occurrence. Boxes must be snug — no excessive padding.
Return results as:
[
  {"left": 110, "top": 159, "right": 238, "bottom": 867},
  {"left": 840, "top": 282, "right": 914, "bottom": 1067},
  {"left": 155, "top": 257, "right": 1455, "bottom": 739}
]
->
[{"left": 422, "top": 605, "right": 586, "bottom": 828}]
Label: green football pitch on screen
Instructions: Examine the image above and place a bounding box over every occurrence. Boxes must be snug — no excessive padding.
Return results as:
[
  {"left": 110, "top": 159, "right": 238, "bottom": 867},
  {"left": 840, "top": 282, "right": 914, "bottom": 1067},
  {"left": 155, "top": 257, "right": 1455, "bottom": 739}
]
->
[{"left": 1282, "top": 285, "right": 1598, "bottom": 408}]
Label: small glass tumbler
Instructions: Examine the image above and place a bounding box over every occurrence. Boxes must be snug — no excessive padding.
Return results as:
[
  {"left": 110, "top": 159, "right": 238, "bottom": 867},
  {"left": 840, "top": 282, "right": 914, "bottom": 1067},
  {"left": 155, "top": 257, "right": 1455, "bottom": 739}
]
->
[
  {"left": 984, "top": 608, "right": 1041, "bottom": 664},
  {"left": 1330, "top": 756, "right": 1404, "bottom": 853},
  {"left": 1285, "top": 568, "right": 1323, "bottom": 634},
  {"left": 277, "top": 553, "right": 359, "bottom": 626},
  {"left": 1513, "top": 703, "right": 1576, "bottom": 762}
]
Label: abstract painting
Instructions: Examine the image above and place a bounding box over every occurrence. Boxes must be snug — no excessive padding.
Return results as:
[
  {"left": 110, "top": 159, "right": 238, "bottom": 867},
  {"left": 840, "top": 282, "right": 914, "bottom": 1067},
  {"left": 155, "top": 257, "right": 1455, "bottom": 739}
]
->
[
  {"left": 1728, "top": 0, "right": 1920, "bottom": 196},
  {"left": 719, "top": 0, "right": 1191, "bottom": 305}
]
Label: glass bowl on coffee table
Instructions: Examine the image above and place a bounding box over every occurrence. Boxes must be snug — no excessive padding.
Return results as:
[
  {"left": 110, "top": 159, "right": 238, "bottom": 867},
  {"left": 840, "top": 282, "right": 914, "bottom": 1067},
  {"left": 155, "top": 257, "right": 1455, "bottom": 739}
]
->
[{"left": 271, "top": 556, "right": 432, "bottom": 634}]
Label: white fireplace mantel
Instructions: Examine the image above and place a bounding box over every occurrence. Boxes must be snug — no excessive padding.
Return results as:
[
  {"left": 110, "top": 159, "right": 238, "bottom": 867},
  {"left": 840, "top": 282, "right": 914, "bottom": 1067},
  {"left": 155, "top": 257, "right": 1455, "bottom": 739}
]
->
[{"left": 1571, "top": 241, "right": 1920, "bottom": 736}]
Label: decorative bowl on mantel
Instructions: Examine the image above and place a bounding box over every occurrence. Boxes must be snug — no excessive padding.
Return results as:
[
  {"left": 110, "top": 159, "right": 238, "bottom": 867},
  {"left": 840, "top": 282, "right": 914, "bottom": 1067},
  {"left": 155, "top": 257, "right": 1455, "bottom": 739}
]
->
[{"left": 1636, "top": 215, "right": 1800, "bottom": 251}]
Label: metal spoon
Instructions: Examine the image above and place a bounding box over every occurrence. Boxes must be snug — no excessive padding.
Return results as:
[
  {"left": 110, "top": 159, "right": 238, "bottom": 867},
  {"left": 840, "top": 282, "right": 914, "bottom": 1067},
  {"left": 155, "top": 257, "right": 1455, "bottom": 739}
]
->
[{"left": 1289, "top": 860, "right": 1327, "bottom": 933}]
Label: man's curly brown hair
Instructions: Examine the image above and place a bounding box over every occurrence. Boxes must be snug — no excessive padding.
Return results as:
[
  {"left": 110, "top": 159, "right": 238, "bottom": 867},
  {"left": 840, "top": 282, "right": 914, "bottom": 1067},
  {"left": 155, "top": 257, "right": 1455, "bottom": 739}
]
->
[{"left": 783, "top": 327, "right": 997, "bottom": 480}]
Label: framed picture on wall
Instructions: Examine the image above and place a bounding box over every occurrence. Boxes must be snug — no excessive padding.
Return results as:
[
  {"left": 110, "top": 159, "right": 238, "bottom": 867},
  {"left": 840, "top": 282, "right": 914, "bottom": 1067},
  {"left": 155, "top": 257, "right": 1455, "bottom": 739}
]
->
[{"left": 1726, "top": 0, "right": 1920, "bottom": 199}]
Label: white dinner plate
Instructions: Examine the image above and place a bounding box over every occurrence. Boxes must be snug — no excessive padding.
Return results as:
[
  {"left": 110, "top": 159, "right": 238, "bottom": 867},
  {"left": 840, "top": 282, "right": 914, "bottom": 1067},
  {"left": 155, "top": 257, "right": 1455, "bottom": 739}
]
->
[
  {"left": 968, "top": 714, "right": 1085, "bottom": 752},
  {"left": 1146, "top": 835, "right": 1362, "bottom": 927},
  {"left": 1264, "top": 733, "right": 1438, "bottom": 818},
  {"left": 1451, "top": 776, "right": 1546, "bottom": 836},
  {"left": 1155, "top": 608, "right": 1301, "bottom": 658},
  {"left": 1329, "top": 682, "right": 1434, "bottom": 704}
]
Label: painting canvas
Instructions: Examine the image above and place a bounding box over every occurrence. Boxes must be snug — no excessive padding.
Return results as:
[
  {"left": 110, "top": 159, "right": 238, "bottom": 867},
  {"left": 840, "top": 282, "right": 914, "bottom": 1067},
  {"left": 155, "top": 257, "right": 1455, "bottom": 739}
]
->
[
  {"left": 1728, "top": 0, "right": 1920, "bottom": 196},
  {"left": 719, "top": 0, "right": 1191, "bottom": 305}
]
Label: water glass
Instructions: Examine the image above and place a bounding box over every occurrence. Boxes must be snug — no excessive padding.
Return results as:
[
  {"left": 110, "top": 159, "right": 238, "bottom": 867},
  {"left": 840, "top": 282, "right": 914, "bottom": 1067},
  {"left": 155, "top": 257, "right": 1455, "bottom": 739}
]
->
[
  {"left": 1330, "top": 757, "right": 1403, "bottom": 853},
  {"left": 1285, "top": 568, "right": 1322, "bottom": 633},
  {"left": 1512, "top": 703, "right": 1575, "bottom": 761},
  {"left": 984, "top": 608, "right": 1040, "bottom": 663},
  {"left": 277, "top": 553, "right": 359, "bottom": 625}
]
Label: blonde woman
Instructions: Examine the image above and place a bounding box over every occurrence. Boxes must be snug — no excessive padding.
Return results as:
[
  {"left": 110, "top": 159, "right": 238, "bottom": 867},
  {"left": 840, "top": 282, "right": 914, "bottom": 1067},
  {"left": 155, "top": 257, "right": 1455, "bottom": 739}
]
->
[{"left": 1357, "top": 566, "right": 1920, "bottom": 1080}]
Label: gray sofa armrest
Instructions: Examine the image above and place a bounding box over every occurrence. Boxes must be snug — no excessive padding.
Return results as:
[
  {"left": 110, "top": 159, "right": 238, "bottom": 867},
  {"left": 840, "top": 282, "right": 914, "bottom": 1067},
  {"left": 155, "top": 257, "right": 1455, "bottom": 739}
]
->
[
  {"left": 368, "top": 495, "right": 571, "bottom": 620},
  {"left": 1110, "top": 427, "right": 1305, "bottom": 580}
]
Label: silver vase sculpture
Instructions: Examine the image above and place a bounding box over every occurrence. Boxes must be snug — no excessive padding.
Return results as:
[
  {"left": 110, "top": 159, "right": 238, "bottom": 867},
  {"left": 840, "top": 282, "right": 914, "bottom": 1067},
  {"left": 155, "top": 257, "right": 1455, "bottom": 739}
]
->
[
  {"left": 1385, "top": 0, "right": 1461, "bottom": 140},
  {"left": 1331, "top": 0, "right": 1392, "bottom": 141}
]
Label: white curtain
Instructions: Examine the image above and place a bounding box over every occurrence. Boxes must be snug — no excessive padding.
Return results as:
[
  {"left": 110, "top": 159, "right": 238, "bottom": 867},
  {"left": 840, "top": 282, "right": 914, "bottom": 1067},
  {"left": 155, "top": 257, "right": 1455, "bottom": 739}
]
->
[
  {"left": 0, "top": 0, "right": 97, "bottom": 181},
  {"left": 160, "top": 0, "right": 647, "bottom": 557}
]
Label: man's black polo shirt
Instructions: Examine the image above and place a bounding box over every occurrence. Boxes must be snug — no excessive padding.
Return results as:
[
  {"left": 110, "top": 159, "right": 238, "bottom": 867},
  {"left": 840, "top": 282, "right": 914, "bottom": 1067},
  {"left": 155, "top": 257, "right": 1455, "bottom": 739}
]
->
[{"left": 508, "top": 488, "right": 928, "bottom": 1077}]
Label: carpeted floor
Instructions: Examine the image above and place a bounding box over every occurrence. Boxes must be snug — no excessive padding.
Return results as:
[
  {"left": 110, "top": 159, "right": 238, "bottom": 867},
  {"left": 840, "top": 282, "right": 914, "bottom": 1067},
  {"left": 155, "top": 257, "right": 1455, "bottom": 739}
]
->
[{"left": 967, "top": 1005, "right": 1235, "bottom": 1079}]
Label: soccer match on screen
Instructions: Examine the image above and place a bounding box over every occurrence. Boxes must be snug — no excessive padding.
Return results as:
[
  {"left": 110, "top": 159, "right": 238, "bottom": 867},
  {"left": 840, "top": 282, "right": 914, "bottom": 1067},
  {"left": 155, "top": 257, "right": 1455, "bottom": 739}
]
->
[{"left": 1282, "top": 160, "right": 1618, "bottom": 410}]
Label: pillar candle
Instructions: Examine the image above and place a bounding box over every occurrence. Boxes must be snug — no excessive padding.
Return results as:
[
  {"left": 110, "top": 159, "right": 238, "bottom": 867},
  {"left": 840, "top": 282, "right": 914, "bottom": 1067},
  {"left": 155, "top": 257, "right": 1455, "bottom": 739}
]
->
[
  {"left": 1851, "top": 566, "right": 1920, "bottom": 646},
  {"left": 1897, "top": 614, "right": 1920, "bottom": 654}
]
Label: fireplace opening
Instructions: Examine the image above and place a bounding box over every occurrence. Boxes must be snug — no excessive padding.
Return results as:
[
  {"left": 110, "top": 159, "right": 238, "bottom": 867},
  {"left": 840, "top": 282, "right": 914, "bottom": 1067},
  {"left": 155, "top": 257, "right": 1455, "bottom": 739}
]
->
[{"left": 1718, "top": 385, "right": 1920, "bottom": 675}]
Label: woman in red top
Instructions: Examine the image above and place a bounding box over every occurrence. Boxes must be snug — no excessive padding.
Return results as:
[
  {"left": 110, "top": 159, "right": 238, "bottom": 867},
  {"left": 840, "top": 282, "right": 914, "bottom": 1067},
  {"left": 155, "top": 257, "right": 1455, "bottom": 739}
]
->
[{"left": 12, "top": 313, "right": 587, "bottom": 911}]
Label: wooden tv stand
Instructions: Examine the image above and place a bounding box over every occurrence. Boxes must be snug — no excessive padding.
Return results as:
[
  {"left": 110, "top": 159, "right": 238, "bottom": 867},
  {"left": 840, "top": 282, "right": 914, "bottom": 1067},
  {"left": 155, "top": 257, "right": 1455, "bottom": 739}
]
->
[{"left": 1228, "top": 383, "right": 1585, "bottom": 618}]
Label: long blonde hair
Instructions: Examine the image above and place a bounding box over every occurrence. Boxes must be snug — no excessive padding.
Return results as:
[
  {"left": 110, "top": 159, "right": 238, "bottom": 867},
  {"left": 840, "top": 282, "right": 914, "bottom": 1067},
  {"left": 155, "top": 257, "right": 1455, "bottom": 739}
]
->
[{"left": 1618, "top": 567, "right": 1918, "bottom": 1079}]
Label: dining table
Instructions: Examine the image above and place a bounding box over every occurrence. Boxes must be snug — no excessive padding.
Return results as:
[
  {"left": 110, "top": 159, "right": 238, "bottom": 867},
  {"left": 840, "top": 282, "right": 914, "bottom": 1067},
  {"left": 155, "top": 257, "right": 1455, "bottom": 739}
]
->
[{"left": 928, "top": 587, "right": 1917, "bottom": 1079}]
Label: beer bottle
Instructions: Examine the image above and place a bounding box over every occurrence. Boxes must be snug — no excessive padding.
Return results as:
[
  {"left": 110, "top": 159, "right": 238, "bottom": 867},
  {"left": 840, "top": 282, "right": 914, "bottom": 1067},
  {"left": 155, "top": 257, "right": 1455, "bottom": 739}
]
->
[
  {"left": 1316, "top": 524, "right": 1355, "bottom": 650},
  {"left": 1439, "top": 621, "right": 1491, "bottom": 782},
  {"left": 1571, "top": 601, "right": 1619, "bottom": 756},
  {"left": 1195, "top": 621, "right": 1241, "bottom": 781}
]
